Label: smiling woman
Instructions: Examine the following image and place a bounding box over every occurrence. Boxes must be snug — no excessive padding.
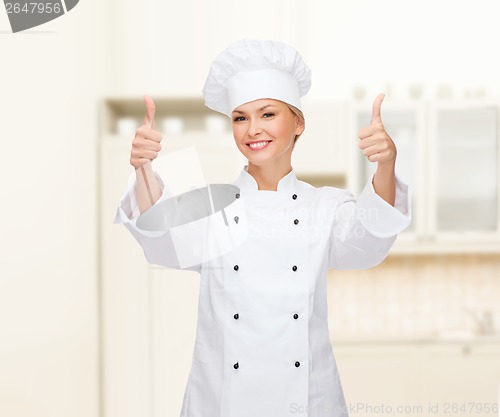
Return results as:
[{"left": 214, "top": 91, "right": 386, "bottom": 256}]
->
[{"left": 114, "top": 37, "right": 412, "bottom": 417}]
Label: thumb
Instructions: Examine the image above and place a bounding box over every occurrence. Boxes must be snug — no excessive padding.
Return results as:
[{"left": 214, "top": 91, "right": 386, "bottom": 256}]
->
[
  {"left": 143, "top": 95, "right": 156, "bottom": 130},
  {"left": 370, "top": 93, "right": 385, "bottom": 125}
]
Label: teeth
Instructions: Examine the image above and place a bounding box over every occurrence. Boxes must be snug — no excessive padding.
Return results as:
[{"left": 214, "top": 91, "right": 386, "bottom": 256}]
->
[{"left": 249, "top": 141, "right": 269, "bottom": 149}]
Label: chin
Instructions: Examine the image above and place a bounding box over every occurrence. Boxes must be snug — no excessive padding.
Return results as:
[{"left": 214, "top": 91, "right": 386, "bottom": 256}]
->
[{"left": 247, "top": 156, "right": 276, "bottom": 167}]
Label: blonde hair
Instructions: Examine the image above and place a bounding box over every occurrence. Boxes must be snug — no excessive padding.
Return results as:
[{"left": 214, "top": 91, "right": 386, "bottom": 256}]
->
[{"left": 286, "top": 104, "right": 305, "bottom": 148}]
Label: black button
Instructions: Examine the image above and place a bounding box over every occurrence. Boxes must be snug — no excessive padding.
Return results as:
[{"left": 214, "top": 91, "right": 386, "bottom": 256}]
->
[
  {"left": 234, "top": 265, "right": 239, "bottom": 271},
  {"left": 293, "top": 313, "right": 299, "bottom": 319},
  {"left": 293, "top": 219, "right": 299, "bottom": 225},
  {"left": 292, "top": 265, "right": 297, "bottom": 271},
  {"left": 292, "top": 194, "right": 297, "bottom": 200},
  {"left": 234, "top": 216, "right": 239, "bottom": 224},
  {"left": 295, "top": 361, "right": 300, "bottom": 367},
  {"left": 235, "top": 193, "right": 240, "bottom": 199},
  {"left": 234, "top": 313, "right": 239, "bottom": 319},
  {"left": 234, "top": 362, "right": 239, "bottom": 369}
]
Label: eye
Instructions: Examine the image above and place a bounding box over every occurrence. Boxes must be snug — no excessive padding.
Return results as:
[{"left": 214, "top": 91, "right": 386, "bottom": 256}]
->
[
  {"left": 263, "top": 112, "right": 275, "bottom": 118},
  {"left": 233, "top": 116, "right": 245, "bottom": 122}
]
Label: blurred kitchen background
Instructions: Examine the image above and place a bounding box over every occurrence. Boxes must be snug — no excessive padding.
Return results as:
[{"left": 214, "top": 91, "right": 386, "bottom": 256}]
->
[{"left": 1, "top": 1, "right": 499, "bottom": 417}]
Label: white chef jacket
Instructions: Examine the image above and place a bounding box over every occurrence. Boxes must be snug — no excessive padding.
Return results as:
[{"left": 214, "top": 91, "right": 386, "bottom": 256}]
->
[{"left": 113, "top": 164, "right": 411, "bottom": 417}]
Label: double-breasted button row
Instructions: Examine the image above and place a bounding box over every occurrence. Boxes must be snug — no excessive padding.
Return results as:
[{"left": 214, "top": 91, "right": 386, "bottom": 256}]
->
[
  {"left": 291, "top": 192, "right": 301, "bottom": 373},
  {"left": 231, "top": 190, "right": 301, "bottom": 371}
]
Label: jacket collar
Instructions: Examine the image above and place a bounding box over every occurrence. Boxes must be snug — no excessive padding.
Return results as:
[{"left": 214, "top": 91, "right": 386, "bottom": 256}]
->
[{"left": 232, "top": 164, "right": 298, "bottom": 193}]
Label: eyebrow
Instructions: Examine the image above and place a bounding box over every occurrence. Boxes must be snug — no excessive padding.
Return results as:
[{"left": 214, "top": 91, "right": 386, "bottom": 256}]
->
[{"left": 232, "top": 105, "right": 277, "bottom": 115}]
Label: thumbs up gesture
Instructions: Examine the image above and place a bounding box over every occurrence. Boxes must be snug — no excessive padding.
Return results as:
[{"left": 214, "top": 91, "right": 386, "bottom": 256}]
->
[
  {"left": 357, "top": 93, "right": 397, "bottom": 166},
  {"left": 130, "top": 95, "right": 163, "bottom": 170}
]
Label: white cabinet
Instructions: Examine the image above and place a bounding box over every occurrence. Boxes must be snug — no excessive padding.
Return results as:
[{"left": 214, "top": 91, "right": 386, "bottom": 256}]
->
[
  {"left": 421, "top": 343, "right": 500, "bottom": 417},
  {"left": 100, "top": 134, "right": 157, "bottom": 417},
  {"left": 348, "top": 99, "right": 500, "bottom": 254},
  {"left": 101, "top": 131, "right": 205, "bottom": 417},
  {"left": 333, "top": 339, "right": 500, "bottom": 417},
  {"left": 429, "top": 101, "right": 499, "bottom": 238},
  {"left": 332, "top": 344, "right": 420, "bottom": 416}
]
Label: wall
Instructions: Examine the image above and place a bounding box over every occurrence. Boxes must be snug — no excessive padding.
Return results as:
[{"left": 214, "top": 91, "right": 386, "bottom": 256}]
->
[{"left": 0, "top": 1, "right": 108, "bottom": 416}]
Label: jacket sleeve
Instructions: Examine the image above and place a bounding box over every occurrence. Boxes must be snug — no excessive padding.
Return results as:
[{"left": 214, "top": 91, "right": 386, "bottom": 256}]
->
[
  {"left": 328, "top": 172, "right": 411, "bottom": 270},
  {"left": 112, "top": 169, "right": 203, "bottom": 273}
]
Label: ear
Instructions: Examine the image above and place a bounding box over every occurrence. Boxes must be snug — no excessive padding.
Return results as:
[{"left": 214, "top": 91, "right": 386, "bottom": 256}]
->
[{"left": 294, "top": 115, "right": 305, "bottom": 135}]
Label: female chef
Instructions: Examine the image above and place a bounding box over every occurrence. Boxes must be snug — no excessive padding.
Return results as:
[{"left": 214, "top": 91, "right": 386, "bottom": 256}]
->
[{"left": 114, "top": 38, "right": 411, "bottom": 417}]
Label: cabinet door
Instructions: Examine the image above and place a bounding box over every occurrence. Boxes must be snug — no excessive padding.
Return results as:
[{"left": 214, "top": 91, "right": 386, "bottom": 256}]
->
[
  {"left": 420, "top": 343, "right": 500, "bottom": 417},
  {"left": 149, "top": 266, "right": 199, "bottom": 417},
  {"left": 333, "top": 344, "right": 420, "bottom": 417},
  {"left": 100, "top": 136, "right": 154, "bottom": 417},
  {"left": 348, "top": 101, "right": 425, "bottom": 243},
  {"left": 429, "top": 102, "right": 500, "bottom": 240}
]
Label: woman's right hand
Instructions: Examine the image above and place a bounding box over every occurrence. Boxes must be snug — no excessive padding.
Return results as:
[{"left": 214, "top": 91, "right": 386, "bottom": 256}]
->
[{"left": 130, "top": 95, "right": 163, "bottom": 170}]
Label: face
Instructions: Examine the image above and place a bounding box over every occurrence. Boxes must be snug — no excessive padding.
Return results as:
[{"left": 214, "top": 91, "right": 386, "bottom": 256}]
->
[{"left": 231, "top": 98, "right": 304, "bottom": 167}]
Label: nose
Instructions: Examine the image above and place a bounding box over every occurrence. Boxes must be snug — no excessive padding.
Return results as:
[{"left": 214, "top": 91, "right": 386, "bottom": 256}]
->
[{"left": 247, "top": 117, "right": 262, "bottom": 137}]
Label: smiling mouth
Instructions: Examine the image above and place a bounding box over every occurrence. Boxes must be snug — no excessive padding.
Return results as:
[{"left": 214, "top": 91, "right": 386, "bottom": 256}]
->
[{"left": 246, "top": 140, "right": 272, "bottom": 150}]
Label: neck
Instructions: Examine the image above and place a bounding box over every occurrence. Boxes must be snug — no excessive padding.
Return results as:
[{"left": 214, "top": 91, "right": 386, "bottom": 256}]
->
[{"left": 247, "top": 160, "right": 292, "bottom": 191}]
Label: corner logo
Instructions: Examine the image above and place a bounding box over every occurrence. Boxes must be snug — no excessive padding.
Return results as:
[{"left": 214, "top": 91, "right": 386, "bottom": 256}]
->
[{"left": 4, "top": 0, "right": 79, "bottom": 33}]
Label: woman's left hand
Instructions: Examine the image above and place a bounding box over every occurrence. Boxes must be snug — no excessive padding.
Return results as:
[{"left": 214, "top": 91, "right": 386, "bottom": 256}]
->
[{"left": 357, "top": 93, "right": 397, "bottom": 166}]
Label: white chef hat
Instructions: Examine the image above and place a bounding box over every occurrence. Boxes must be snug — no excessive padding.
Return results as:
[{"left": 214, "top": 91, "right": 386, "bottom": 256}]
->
[{"left": 202, "top": 38, "right": 312, "bottom": 118}]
